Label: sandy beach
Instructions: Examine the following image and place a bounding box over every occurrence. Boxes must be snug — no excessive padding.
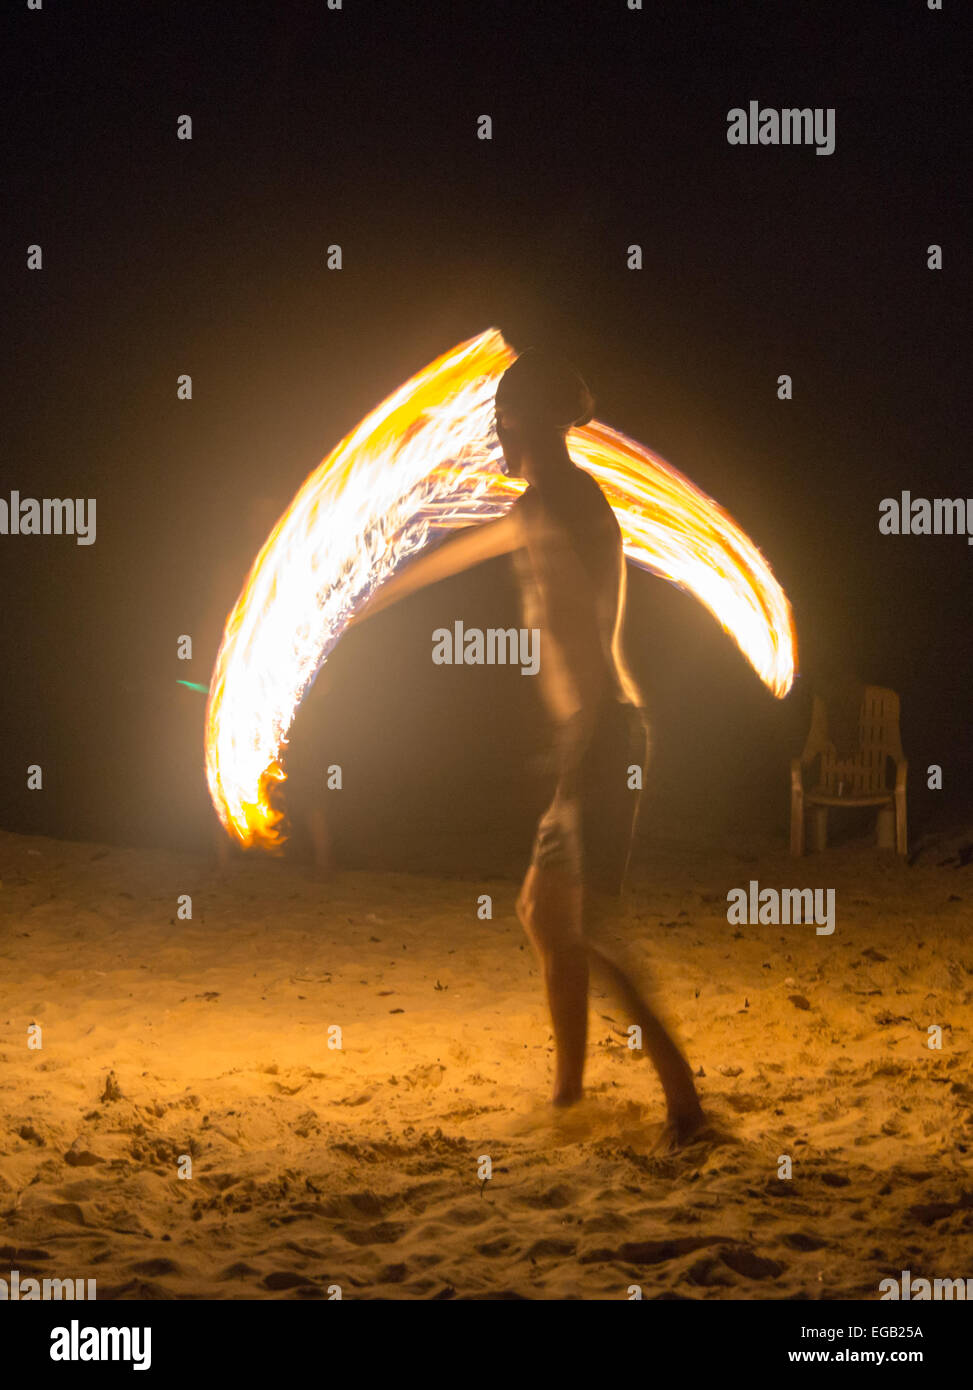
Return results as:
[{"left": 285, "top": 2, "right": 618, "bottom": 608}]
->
[{"left": 1, "top": 826, "right": 970, "bottom": 1300}]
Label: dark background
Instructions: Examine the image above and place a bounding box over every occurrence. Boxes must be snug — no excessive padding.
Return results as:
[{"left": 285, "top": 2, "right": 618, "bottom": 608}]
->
[{"left": 2, "top": 0, "right": 968, "bottom": 871}]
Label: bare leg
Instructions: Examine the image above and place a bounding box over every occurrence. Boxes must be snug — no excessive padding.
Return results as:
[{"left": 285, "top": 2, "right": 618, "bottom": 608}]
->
[
  {"left": 586, "top": 939, "right": 704, "bottom": 1141},
  {"left": 517, "top": 864, "right": 589, "bottom": 1106},
  {"left": 517, "top": 864, "right": 704, "bottom": 1134}
]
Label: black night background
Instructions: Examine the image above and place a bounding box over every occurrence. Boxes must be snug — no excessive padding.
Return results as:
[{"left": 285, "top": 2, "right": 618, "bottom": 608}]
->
[{"left": 0, "top": 0, "right": 969, "bottom": 1333}]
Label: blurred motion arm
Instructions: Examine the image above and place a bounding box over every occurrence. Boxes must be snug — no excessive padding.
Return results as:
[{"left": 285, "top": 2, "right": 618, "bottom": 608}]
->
[{"left": 347, "top": 512, "right": 523, "bottom": 627}]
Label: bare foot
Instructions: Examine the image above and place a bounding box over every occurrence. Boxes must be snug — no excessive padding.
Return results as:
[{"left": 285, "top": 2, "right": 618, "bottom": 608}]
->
[
  {"left": 655, "top": 1103, "right": 710, "bottom": 1152},
  {"left": 552, "top": 1084, "right": 584, "bottom": 1108}
]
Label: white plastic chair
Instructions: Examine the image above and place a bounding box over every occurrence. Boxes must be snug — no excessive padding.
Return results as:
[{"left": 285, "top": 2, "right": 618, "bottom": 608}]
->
[{"left": 790, "top": 685, "right": 907, "bottom": 855}]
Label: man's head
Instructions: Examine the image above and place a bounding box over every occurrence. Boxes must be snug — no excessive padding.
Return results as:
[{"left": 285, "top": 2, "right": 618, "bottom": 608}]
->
[{"left": 494, "top": 349, "right": 594, "bottom": 481}]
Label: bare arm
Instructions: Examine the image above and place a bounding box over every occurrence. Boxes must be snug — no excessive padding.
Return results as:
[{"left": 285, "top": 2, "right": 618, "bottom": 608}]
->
[{"left": 348, "top": 510, "right": 523, "bottom": 627}]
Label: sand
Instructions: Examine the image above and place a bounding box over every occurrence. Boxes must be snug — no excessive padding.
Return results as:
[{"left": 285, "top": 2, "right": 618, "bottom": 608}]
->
[{"left": 1, "top": 827, "right": 971, "bottom": 1300}]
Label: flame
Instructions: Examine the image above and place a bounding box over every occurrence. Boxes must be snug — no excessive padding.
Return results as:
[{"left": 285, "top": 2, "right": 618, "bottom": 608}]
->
[{"left": 205, "top": 328, "right": 796, "bottom": 849}]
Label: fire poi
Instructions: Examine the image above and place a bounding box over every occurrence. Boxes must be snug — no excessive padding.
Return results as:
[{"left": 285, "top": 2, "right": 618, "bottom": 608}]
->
[{"left": 204, "top": 328, "right": 796, "bottom": 850}]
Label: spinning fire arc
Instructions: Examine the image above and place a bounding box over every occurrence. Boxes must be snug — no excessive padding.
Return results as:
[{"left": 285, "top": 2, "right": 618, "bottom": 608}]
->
[{"left": 205, "top": 329, "right": 796, "bottom": 850}]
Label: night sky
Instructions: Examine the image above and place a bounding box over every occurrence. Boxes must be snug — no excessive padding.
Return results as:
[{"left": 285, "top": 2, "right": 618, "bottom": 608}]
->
[{"left": 2, "top": 0, "right": 968, "bottom": 863}]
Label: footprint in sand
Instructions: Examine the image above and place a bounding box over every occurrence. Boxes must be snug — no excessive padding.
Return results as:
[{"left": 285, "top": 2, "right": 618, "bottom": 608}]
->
[
  {"left": 720, "top": 1247, "right": 785, "bottom": 1280},
  {"left": 686, "top": 1255, "right": 735, "bottom": 1288},
  {"left": 783, "top": 1231, "right": 829, "bottom": 1251},
  {"left": 526, "top": 1237, "right": 577, "bottom": 1258},
  {"left": 441, "top": 1204, "right": 491, "bottom": 1228},
  {"left": 517, "top": 1183, "right": 576, "bottom": 1211},
  {"left": 262, "top": 1270, "right": 318, "bottom": 1291},
  {"left": 63, "top": 1147, "right": 104, "bottom": 1167},
  {"left": 579, "top": 1235, "right": 727, "bottom": 1266},
  {"left": 320, "top": 1191, "right": 391, "bottom": 1221},
  {"left": 0, "top": 1244, "right": 53, "bottom": 1262},
  {"left": 130, "top": 1258, "right": 181, "bottom": 1277},
  {"left": 339, "top": 1220, "right": 408, "bottom": 1247},
  {"left": 37, "top": 1201, "right": 87, "bottom": 1227},
  {"left": 220, "top": 1261, "right": 262, "bottom": 1280},
  {"left": 475, "top": 1236, "right": 517, "bottom": 1257}
]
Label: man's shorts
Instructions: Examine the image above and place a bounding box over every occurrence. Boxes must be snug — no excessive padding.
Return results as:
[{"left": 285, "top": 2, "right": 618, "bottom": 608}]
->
[{"left": 530, "top": 700, "right": 648, "bottom": 896}]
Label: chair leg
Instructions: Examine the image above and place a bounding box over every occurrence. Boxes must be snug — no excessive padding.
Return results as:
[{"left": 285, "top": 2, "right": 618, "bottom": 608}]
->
[
  {"left": 876, "top": 805, "right": 895, "bottom": 850},
  {"left": 790, "top": 788, "right": 805, "bottom": 856},
  {"left": 895, "top": 787, "right": 908, "bottom": 856},
  {"left": 809, "top": 806, "right": 828, "bottom": 853}
]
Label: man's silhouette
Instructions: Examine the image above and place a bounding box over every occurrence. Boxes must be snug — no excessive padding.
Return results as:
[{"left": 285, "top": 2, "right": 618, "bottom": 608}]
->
[{"left": 354, "top": 349, "right": 704, "bottom": 1141}]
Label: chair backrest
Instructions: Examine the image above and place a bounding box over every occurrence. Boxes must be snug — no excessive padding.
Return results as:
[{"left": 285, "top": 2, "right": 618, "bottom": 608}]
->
[{"left": 802, "top": 686, "right": 903, "bottom": 795}]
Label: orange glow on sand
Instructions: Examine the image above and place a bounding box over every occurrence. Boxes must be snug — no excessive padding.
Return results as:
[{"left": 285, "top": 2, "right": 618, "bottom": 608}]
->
[{"left": 205, "top": 329, "right": 797, "bottom": 849}]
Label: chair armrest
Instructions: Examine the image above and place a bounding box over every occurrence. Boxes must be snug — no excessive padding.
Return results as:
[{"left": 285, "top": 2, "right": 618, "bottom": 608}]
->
[{"left": 895, "top": 758, "right": 908, "bottom": 791}]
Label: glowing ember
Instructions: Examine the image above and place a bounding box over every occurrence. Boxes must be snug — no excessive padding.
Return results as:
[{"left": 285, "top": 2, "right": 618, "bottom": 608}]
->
[{"left": 205, "top": 329, "right": 796, "bottom": 849}]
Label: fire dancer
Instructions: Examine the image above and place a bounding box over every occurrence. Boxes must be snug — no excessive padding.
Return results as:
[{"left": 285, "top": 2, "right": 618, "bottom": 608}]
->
[{"left": 354, "top": 349, "right": 704, "bottom": 1141}]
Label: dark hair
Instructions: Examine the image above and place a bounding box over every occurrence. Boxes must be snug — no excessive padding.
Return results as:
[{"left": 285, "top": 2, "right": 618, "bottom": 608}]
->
[{"left": 495, "top": 348, "right": 594, "bottom": 430}]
